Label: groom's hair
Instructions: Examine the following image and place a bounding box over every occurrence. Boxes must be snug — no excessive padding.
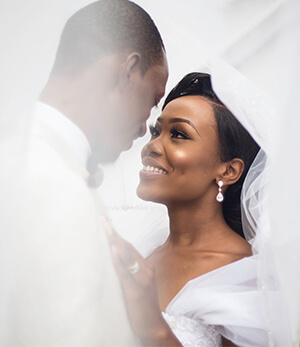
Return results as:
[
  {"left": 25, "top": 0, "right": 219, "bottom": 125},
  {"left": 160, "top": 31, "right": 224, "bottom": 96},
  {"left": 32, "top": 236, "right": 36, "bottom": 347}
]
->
[{"left": 52, "top": 0, "right": 165, "bottom": 76}]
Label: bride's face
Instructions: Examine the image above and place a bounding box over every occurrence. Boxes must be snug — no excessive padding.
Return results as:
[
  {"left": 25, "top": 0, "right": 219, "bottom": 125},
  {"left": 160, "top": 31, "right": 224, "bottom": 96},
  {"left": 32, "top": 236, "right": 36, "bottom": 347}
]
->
[{"left": 137, "top": 95, "right": 223, "bottom": 205}]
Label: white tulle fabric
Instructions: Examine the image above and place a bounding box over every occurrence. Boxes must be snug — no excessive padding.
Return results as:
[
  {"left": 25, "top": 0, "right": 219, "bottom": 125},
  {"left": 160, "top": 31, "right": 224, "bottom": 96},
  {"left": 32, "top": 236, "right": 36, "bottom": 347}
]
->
[
  {"left": 0, "top": 1, "right": 299, "bottom": 346},
  {"left": 211, "top": 59, "right": 292, "bottom": 346}
]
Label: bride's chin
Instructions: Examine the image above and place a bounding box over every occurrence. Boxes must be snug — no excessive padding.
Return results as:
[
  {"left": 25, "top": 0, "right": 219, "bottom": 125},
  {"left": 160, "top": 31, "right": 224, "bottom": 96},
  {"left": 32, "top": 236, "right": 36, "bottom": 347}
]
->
[
  {"left": 136, "top": 187, "right": 151, "bottom": 201},
  {"left": 136, "top": 185, "right": 163, "bottom": 203}
]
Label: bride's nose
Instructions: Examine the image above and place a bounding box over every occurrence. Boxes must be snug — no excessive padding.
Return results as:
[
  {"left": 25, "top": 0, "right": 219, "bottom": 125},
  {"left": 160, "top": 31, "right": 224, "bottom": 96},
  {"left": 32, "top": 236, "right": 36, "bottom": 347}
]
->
[{"left": 141, "top": 135, "right": 164, "bottom": 158}]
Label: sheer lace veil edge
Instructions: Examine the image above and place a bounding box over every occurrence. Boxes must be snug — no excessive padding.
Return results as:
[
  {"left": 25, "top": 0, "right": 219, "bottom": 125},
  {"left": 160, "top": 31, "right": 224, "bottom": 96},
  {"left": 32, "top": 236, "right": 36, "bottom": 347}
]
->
[{"left": 211, "top": 58, "right": 292, "bottom": 346}]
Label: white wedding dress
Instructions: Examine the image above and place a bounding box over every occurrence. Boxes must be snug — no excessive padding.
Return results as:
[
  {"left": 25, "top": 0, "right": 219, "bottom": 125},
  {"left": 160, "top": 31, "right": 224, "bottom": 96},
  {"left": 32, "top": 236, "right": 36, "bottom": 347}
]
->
[
  {"left": 162, "top": 312, "right": 221, "bottom": 347},
  {"left": 128, "top": 220, "right": 268, "bottom": 347},
  {"left": 160, "top": 256, "right": 267, "bottom": 347}
]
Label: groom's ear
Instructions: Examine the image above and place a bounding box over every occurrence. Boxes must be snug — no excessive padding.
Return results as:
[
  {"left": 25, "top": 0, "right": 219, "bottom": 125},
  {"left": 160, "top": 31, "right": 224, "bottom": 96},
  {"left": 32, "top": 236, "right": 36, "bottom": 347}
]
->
[{"left": 118, "top": 52, "right": 142, "bottom": 91}]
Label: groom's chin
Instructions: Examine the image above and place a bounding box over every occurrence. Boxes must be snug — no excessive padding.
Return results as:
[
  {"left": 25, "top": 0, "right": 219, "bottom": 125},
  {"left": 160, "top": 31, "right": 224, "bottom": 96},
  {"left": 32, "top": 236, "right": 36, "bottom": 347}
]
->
[
  {"left": 95, "top": 139, "right": 135, "bottom": 164},
  {"left": 97, "top": 150, "right": 121, "bottom": 165},
  {"left": 94, "top": 143, "right": 123, "bottom": 164}
]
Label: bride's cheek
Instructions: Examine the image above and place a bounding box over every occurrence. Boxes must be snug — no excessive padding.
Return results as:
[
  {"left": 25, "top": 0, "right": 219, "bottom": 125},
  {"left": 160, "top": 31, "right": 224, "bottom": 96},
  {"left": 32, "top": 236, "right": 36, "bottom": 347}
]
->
[{"left": 171, "top": 149, "right": 195, "bottom": 171}]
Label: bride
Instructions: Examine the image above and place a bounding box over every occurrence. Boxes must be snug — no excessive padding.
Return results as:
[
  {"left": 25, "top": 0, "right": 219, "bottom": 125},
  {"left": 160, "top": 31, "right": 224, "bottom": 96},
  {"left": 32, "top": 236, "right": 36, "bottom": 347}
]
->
[{"left": 104, "top": 72, "right": 270, "bottom": 346}]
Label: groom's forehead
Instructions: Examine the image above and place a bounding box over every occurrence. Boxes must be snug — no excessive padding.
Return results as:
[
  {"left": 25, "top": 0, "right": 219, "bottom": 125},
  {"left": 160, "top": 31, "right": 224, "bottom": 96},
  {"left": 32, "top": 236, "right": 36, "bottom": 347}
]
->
[{"left": 145, "top": 60, "right": 168, "bottom": 96}]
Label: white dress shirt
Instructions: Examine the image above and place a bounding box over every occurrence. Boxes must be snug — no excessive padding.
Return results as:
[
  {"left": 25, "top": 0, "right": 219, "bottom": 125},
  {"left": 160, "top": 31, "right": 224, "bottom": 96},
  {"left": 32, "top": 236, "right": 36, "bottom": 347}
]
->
[
  {"left": 34, "top": 101, "right": 91, "bottom": 169},
  {"left": 2, "top": 101, "right": 140, "bottom": 346}
]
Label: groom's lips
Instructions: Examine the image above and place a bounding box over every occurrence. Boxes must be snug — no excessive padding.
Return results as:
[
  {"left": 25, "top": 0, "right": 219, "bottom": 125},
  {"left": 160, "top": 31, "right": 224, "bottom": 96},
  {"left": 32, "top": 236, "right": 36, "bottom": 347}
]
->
[
  {"left": 127, "top": 131, "right": 141, "bottom": 148},
  {"left": 124, "top": 139, "right": 134, "bottom": 151},
  {"left": 123, "top": 130, "right": 144, "bottom": 150}
]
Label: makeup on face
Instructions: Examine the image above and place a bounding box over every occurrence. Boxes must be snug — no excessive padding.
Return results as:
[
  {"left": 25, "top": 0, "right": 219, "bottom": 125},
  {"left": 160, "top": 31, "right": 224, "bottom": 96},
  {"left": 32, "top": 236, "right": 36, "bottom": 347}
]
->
[{"left": 137, "top": 96, "right": 222, "bottom": 204}]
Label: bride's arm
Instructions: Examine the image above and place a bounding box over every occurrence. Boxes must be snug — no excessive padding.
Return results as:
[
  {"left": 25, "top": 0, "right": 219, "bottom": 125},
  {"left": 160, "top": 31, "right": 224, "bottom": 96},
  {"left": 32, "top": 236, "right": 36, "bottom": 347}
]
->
[{"left": 103, "top": 217, "right": 182, "bottom": 347}]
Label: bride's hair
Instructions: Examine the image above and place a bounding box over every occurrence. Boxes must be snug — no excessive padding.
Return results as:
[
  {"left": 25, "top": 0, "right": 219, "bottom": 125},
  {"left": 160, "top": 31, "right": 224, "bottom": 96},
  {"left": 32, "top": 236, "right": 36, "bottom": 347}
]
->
[{"left": 163, "top": 72, "right": 260, "bottom": 238}]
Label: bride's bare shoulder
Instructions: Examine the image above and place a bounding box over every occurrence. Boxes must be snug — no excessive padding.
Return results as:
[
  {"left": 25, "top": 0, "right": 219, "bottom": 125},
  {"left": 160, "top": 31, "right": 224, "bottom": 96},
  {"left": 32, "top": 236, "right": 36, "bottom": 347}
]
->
[
  {"left": 212, "top": 227, "right": 253, "bottom": 265},
  {"left": 226, "top": 229, "right": 252, "bottom": 257}
]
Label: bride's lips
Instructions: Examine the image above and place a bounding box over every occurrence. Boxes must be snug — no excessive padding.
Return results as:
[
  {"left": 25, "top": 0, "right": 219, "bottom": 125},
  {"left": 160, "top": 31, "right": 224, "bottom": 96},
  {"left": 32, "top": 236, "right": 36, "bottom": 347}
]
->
[{"left": 140, "top": 157, "right": 168, "bottom": 177}]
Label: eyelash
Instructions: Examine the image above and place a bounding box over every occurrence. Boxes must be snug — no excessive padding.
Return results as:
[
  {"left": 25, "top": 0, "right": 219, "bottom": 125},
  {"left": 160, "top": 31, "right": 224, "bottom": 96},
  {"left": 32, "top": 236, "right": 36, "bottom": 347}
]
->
[
  {"left": 149, "top": 125, "right": 190, "bottom": 140},
  {"left": 170, "top": 126, "right": 190, "bottom": 139},
  {"left": 149, "top": 124, "right": 160, "bottom": 137}
]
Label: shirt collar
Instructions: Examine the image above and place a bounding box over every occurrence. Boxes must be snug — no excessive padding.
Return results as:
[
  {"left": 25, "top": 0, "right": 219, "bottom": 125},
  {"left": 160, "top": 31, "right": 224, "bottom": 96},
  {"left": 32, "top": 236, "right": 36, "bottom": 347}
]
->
[{"left": 34, "top": 102, "right": 92, "bottom": 169}]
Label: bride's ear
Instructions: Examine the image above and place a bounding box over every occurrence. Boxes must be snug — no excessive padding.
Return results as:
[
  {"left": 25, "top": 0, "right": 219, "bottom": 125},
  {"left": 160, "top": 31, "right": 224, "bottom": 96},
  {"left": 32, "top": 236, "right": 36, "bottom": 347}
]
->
[
  {"left": 218, "top": 158, "right": 245, "bottom": 186},
  {"left": 118, "top": 52, "right": 142, "bottom": 91}
]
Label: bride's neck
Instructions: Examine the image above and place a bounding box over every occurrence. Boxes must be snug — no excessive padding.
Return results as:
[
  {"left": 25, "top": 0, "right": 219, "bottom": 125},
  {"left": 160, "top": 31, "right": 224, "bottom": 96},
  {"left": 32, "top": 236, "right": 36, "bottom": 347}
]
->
[{"left": 166, "top": 201, "right": 227, "bottom": 247}]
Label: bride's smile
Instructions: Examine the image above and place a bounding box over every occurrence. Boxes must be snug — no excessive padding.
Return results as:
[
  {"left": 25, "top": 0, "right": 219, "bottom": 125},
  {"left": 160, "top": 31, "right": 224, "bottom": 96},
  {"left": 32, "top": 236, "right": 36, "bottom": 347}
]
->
[{"left": 140, "top": 158, "right": 168, "bottom": 176}]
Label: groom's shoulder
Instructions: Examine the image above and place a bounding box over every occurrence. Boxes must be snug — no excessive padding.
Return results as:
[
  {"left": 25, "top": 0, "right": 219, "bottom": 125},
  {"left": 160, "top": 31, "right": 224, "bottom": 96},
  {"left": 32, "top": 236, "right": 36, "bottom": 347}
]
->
[
  {"left": 22, "top": 135, "right": 100, "bottom": 226},
  {"left": 25, "top": 134, "right": 90, "bottom": 196},
  {"left": 28, "top": 134, "right": 73, "bottom": 172}
]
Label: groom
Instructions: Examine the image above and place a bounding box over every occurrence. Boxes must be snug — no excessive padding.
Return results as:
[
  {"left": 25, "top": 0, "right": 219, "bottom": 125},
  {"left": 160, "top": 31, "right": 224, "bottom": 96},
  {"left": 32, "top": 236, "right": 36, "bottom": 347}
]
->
[{"left": 7, "top": 0, "right": 168, "bottom": 345}]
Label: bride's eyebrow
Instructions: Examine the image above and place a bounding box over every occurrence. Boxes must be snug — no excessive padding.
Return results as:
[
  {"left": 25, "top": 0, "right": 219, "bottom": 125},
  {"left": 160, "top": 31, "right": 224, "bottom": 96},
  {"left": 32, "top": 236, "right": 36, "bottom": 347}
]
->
[
  {"left": 156, "top": 116, "right": 200, "bottom": 136},
  {"left": 169, "top": 117, "right": 200, "bottom": 136}
]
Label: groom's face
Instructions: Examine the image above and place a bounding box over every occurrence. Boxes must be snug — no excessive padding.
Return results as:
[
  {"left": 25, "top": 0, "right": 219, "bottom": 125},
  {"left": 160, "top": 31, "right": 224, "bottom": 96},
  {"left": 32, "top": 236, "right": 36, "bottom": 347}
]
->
[{"left": 96, "top": 54, "right": 168, "bottom": 163}]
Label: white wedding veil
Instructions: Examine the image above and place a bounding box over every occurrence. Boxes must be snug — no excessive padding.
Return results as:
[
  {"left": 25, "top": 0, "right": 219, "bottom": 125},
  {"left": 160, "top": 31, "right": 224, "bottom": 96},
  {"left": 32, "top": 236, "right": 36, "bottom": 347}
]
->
[
  {"left": 0, "top": 0, "right": 299, "bottom": 346},
  {"left": 211, "top": 2, "right": 300, "bottom": 345},
  {"left": 211, "top": 58, "right": 291, "bottom": 346},
  {"left": 102, "top": 1, "right": 300, "bottom": 345}
]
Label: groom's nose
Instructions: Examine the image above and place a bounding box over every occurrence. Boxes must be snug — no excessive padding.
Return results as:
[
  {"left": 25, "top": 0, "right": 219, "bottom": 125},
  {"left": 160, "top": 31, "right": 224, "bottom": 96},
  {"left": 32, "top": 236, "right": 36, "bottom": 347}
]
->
[{"left": 137, "top": 123, "right": 147, "bottom": 138}]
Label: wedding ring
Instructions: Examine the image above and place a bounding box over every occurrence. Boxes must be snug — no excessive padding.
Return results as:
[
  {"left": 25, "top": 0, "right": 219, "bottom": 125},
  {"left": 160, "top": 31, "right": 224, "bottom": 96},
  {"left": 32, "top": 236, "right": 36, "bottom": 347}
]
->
[{"left": 127, "top": 261, "right": 139, "bottom": 274}]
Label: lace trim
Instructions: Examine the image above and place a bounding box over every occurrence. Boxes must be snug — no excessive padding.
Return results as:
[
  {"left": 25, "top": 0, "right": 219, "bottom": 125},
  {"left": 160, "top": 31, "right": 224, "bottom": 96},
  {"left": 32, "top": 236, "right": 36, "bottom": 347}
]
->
[{"left": 163, "top": 312, "right": 221, "bottom": 347}]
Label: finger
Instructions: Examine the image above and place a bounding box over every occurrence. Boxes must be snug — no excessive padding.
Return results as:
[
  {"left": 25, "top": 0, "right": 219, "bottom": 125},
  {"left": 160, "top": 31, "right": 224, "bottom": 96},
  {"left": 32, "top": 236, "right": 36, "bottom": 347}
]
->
[
  {"left": 100, "top": 216, "right": 132, "bottom": 274},
  {"left": 101, "top": 215, "right": 120, "bottom": 248},
  {"left": 101, "top": 215, "right": 135, "bottom": 253},
  {"left": 101, "top": 219, "right": 143, "bottom": 265},
  {"left": 110, "top": 244, "right": 131, "bottom": 280},
  {"left": 101, "top": 216, "right": 150, "bottom": 285},
  {"left": 110, "top": 244, "right": 146, "bottom": 294},
  {"left": 101, "top": 215, "right": 115, "bottom": 236},
  {"left": 100, "top": 215, "right": 138, "bottom": 273},
  {"left": 113, "top": 245, "right": 154, "bottom": 291},
  {"left": 112, "top": 236, "right": 144, "bottom": 271},
  {"left": 110, "top": 238, "right": 142, "bottom": 275}
]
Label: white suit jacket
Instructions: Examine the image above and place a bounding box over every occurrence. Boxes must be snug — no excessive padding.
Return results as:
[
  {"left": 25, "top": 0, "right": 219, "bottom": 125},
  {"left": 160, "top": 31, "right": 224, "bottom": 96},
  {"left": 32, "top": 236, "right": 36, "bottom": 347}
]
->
[{"left": 4, "top": 103, "right": 140, "bottom": 346}]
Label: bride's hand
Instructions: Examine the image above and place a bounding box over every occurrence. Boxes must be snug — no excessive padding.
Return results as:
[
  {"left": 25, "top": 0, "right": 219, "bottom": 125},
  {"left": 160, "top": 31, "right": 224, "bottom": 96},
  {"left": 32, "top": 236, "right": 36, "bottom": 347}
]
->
[{"left": 102, "top": 216, "right": 181, "bottom": 347}]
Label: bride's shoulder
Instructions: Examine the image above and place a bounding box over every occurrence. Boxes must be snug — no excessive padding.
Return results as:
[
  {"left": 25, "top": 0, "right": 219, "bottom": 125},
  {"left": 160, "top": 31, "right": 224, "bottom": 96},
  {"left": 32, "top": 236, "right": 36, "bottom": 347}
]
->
[
  {"left": 215, "top": 227, "right": 253, "bottom": 260},
  {"left": 197, "top": 229, "right": 253, "bottom": 274}
]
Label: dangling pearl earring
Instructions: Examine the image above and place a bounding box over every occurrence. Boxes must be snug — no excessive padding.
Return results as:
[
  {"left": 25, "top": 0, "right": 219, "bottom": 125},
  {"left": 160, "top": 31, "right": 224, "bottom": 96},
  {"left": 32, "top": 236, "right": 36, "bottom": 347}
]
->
[{"left": 216, "top": 180, "right": 224, "bottom": 202}]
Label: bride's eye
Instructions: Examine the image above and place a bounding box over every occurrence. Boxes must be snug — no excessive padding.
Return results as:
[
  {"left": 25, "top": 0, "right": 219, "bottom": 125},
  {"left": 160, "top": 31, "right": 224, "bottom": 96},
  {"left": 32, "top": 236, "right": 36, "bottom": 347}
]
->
[
  {"left": 170, "top": 127, "right": 190, "bottom": 140},
  {"left": 149, "top": 124, "right": 160, "bottom": 137}
]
